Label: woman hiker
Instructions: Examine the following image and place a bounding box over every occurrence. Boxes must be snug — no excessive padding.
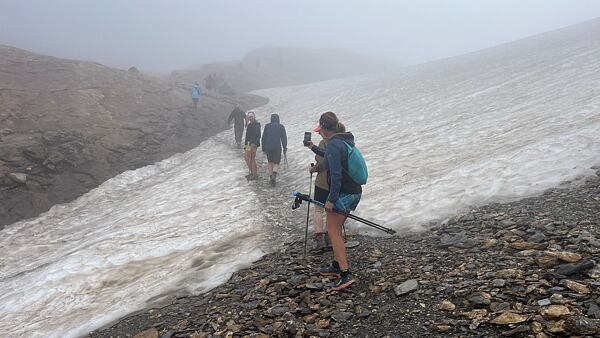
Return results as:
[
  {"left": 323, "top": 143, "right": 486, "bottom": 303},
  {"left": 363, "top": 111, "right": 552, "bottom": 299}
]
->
[
  {"left": 261, "top": 113, "right": 287, "bottom": 186},
  {"left": 309, "top": 116, "right": 347, "bottom": 252},
  {"left": 305, "top": 111, "right": 361, "bottom": 291},
  {"left": 244, "top": 112, "right": 261, "bottom": 180}
]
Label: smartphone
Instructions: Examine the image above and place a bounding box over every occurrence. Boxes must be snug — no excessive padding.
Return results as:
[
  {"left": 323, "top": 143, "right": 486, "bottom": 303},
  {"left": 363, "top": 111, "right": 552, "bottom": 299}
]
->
[{"left": 303, "top": 132, "right": 311, "bottom": 145}]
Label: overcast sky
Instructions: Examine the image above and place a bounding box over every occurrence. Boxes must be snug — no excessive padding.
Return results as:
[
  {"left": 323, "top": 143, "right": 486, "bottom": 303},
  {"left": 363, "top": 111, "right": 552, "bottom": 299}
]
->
[{"left": 1, "top": 0, "right": 599, "bottom": 72}]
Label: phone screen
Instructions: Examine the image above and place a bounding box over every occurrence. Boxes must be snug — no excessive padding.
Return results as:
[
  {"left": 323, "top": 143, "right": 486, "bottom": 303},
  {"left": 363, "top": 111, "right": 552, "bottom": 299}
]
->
[{"left": 304, "top": 132, "right": 311, "bottom": 143}]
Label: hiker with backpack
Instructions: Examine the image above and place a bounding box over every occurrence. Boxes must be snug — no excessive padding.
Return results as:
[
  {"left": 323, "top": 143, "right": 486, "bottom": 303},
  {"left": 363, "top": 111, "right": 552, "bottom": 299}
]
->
[
  {"left": 244, "top": 112, "right": 261, "bottom": 180},
  {"left": 191, "top": 83, "right": 202, "bottom": 111},
  {"left": 309, "top": 117, "right": 347, "bottom": 252},
  {"left": 261, "top": 113, "right": 287, "bottom": 186},
  {"left": 305, "top": 111, "right": 365, "bottom": 291}
]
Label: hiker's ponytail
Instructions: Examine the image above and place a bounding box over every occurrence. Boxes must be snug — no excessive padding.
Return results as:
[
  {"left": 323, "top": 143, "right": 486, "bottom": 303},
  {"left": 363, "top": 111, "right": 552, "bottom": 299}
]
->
[{"left": 335, "top": 122, "right": 346, "bottom": 133}]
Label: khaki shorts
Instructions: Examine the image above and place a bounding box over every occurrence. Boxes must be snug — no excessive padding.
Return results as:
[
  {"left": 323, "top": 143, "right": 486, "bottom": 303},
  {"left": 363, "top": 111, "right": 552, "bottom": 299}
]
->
[{"left": 244, "top": 144, "right": 258, "bottom": 153}]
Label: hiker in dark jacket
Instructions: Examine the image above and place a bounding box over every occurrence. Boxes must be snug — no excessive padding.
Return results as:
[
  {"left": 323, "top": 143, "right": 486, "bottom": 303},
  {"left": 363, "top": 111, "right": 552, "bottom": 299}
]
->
[
  {"left": 305, "top": 111, "right": 361, "bottom": 291},
  {"left": 244, "top": 112, "right": 261, "bottom": 180},
  {"left": 227, "top": 106, "right": 246, "bottom": 148},
  {"left": 261, "top": 113, "right": 287, "bottom": 186}
]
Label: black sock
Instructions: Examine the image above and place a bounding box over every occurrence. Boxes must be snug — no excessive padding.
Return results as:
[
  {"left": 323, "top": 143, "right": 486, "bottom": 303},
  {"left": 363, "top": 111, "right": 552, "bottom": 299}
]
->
[
  {"left": 332, "top": 260, "right": 340, "bottom": 269},
  {"left": 341, "top": 269, "right": 351, "bottom": 278}
]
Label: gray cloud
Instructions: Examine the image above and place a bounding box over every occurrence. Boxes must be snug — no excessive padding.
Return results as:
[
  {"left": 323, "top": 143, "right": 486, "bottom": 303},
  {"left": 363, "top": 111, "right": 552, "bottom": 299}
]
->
[{"left": 1, "top": 0, "right": 599, "bottom": 72}]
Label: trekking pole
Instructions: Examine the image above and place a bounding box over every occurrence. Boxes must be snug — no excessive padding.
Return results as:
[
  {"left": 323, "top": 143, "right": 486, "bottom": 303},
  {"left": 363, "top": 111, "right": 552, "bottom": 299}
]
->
[
  {"left": 303, "top": 165, "right": 314, "bottom": 259},
  {"left": 292, "top": 192, "right": 397, "bottom": 235}
]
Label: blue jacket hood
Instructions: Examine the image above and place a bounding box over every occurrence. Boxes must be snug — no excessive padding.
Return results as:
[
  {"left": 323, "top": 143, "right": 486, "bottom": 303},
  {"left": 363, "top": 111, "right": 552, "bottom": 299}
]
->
[{"left": 330, "top": 132, "right": 355, "bottom": 147}]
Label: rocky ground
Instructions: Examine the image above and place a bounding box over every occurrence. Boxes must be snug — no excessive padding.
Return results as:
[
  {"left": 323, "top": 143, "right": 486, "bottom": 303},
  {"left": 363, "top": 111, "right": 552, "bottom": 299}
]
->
[
  {"left": 88, "top": 169, "right": 600, "bottom": 338},
  {"left": 0, "top": 45, "right": 268, "bottom": 227}
]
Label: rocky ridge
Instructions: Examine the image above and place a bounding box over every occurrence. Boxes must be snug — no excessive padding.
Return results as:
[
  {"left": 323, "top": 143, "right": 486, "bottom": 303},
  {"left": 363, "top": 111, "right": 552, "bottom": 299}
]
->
[
  {"left": 89, "top": 169, "right": 600, "bottom": 338},
  {"left": 0, "top": 45, "right": 268, "bottom": 227},
  {"left": 167, "top": 46, "right": 392, "bottom": 94}
]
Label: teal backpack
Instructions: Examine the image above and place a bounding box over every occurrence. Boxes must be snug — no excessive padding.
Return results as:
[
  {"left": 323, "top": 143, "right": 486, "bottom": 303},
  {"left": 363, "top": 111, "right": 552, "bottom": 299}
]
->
[{"left": 343, "top": 142, "right": 368, "bottom": 185}]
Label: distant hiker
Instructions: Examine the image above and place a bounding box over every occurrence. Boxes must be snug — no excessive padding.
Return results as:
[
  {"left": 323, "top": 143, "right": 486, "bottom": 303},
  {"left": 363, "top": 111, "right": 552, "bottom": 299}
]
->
[
  {"left": 261, "top": 113, "right": 287, "bottom": 186},
  {"left": 227, "top": 106, "right": 246, "bottom": 148},
  {"left": 310, "top": 117, "right": 345, "bottom": 252},
  {"left": 204, "top": 74, "right": 214, "bottom": 93},
  {"left": 244, "top": 112, "right": 261, "bottom": 180},
  {"left": 191, "top": 83, "right": 202, "bottom": 110},
  {"left": 305, "top": 111, "right": 361, "bottom": 291}
]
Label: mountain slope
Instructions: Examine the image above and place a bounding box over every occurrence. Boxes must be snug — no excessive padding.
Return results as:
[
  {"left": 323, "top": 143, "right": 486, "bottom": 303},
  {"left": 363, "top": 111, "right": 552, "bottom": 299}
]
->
[
  {"left": 0, "top": 45, "right": 267, "bottom": 227},
  {"left": 250, "top": 18, "right": 600, "bottom": 229},
  {"left": 167, "top": 46, "right": 392, "bottom": 93}
]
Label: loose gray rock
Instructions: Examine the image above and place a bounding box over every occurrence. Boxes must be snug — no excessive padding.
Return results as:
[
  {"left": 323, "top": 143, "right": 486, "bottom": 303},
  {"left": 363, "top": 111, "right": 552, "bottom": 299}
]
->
[
  {"left": 267, "top": 305, "right": 290, "bottom": 316},
  {"left": 439, "top": 231, "right": 480, "bottom": 248},
  {"left": 8, "top": 173, "right": 27, "bottom": 184},
  {"left": 394, "top": 279, "right": 418, "bottom": 296},
  {"left": 527, "top": 232, "right": 547, "bottom": 243},
  {"left": 556, "top": 260, "right": 595, "bottom": 276},
  {"left": 468, "top": 292, "right": 491, "bottom": 306},
  {"left": 331, "top": 311, "right": 353, "bottom": 322},
  {"left": 290, "top": 274, "right": 308, "bottom": 286},
  {"left": 537, "top": 298, "right": 551, "bottom": 306},
  {"left": 587, "top": 302, "right": 600, "bottom": 319},
  {"left": 492, "top": 279, "right": 506, "bottom": 288},
  {"left": 564, "top": 316, "right": 600, "bottom": 335}
]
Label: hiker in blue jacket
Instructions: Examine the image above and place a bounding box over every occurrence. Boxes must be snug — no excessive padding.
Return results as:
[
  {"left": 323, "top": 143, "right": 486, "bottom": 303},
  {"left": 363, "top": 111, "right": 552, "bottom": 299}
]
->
[
  {"left": 191, "top": 83, "right": 202, "bottom": 111},
  {"left": 305, "top": 111, "right": 362, "bottom": 291},
  {"left": 261, "top": 113, "right": 287, "bottom": 186}
]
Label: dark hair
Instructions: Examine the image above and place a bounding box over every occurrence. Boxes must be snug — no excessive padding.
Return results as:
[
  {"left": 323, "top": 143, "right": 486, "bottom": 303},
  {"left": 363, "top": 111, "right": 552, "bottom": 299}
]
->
[
  {"left": 319, "top": 111, "right": 345, "bottom": 133},
  {"left": 319, "top": 111, "right": 338, "bottom": 131}
]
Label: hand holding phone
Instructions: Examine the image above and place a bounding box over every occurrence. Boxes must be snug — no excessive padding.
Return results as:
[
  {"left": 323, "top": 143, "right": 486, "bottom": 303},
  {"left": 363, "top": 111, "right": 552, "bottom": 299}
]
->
[{"left": 303, "top": 132, "right": 311, "bottom": 146}]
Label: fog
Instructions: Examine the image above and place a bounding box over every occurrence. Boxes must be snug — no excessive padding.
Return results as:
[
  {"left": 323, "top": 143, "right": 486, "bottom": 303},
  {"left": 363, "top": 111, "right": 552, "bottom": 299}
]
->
[{"left": 1, "top": 0, "right": 599, "bottom": 72}]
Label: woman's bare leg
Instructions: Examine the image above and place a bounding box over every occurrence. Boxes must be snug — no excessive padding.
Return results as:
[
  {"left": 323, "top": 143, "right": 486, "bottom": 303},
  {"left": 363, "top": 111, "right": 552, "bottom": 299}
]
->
[
  {"left": 327, "top": 212, "right": 348, "bottom": 270},
  {"left": 244, "top": 151, "right": 252, "bottom": 172},
  {"left": 250, "top": 152, "right": 257, "bottom": 176}
]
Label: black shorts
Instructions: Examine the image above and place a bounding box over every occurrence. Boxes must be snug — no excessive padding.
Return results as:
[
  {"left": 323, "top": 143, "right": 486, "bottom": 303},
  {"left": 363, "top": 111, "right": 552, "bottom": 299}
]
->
[
  {"left": 313, "top": 186, "right": 329, "bottom": 204},
  {"left": 265, "top": 149, "right": 282, "bottom": 164}
]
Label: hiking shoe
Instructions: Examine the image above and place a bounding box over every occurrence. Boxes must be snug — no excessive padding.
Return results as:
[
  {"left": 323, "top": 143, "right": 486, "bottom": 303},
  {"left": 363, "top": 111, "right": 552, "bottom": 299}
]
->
[
  {"left": 269, "top": 174, "right": 276, "bottom": 186},
  {"left": 332, "top": 272, "right": 355, "bottom": 291},
  {"left": 310, "top": 233, "right": 328, "bottom": 253},
  {"left": 319, "top": 264, "right": 341, "bottom": 277}
]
